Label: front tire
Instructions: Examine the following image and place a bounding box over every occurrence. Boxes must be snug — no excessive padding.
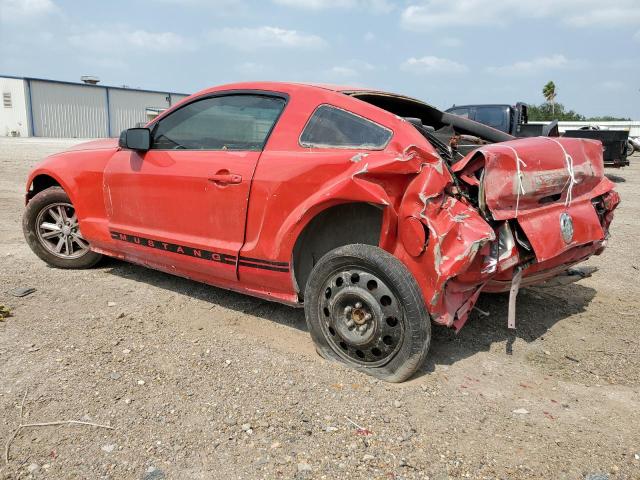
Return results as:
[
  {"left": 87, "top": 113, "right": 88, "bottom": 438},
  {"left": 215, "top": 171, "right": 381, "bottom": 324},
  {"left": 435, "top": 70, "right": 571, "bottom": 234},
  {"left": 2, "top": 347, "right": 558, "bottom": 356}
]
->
[
  {"left": 304, "top": 244, "right": 431, "bottom": 382},
  {"left": 23, "top": 186, "right": 102, "bottom": 269}
]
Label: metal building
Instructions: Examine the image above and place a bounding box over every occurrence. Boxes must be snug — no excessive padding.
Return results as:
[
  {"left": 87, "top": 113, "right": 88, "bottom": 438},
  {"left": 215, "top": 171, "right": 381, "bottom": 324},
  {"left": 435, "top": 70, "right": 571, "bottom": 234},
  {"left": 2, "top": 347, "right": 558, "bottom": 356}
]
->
[{"left": 0, "top": 75, "right": 189, "bottom": 138}]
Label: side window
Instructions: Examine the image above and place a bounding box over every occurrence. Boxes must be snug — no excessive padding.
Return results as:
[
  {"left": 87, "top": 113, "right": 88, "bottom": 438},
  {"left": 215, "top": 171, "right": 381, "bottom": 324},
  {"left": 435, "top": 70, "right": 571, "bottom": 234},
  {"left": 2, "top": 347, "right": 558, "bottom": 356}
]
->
[
  {"left": 151, "top": 94, "right": 285, "bottom": 150},
  {"left": 300, "top": 105, "right": 392, "bottom": 149},
  {"left": 448, "top": 107, "right": 470, "bottom": 119}
]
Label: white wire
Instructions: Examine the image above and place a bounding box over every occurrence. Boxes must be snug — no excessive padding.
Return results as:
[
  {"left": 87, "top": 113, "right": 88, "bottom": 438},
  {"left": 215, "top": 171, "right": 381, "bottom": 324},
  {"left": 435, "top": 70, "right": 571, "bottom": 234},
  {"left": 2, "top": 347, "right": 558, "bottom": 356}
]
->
[
  {"left": 542, "top": 138, "right": 576, "bottom": 207},
  {"left": 500, "top": 146, "right": 528, "bottom": 218}
]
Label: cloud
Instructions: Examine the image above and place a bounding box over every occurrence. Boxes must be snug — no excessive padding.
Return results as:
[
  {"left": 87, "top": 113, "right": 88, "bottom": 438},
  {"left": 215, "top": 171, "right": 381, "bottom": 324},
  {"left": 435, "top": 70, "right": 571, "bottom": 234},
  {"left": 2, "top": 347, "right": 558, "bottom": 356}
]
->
[
  {"left": 0, "top": 0, "right": 57, "bottom": 22},
  {"left": 326, "top": 60, "right": 375, "bottom": 78},
  {"left": 401, "top": 0, "right": 640, "bottom": 31},
  {"left": 148, "top": 0, "right": 248, "bottom": 13},
  {"left": 273, "top": 0, "right": 394, "bottom": 13},
  {"left": 566, "top": 7, "right": 640, "bottom": 27},
  {"left": 401, "top": 56, "right": 468, "bottom": 74},
  {"left": 207, "top": 26, "right": 326, "bottom": 50},
  {"left": 486, "top": 54, "right": 573, "bottom": 75},
  {"left": 69, "top": 28, "right": 196, "bottom": 53},
  {"left": 152, "top": 0, "right": 239, "bottom": 4}
]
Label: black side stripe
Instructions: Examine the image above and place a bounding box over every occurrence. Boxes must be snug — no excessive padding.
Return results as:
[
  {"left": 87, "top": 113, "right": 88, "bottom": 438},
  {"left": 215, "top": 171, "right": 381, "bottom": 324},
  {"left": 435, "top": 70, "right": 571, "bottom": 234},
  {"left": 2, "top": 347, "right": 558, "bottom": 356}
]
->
[
  {"left": 238, "top": 261, "right": 290, "bottom": 273},
  {"left": 110, "top": 231, "right": 290, "bottom": 272},
  {"left": 238, "top": 256, "right": 289, "bottom": 267}
]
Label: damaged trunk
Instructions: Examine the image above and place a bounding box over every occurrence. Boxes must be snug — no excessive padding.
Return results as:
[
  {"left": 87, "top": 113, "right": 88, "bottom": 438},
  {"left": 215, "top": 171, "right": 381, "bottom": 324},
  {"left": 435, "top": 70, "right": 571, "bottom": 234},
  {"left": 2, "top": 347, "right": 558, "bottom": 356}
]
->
[
  {"left": 438, "top": 136, "right": 619, "bottom": 329},
  {"left": 349, "top": 91, "right": 619, "bottom": 331}
]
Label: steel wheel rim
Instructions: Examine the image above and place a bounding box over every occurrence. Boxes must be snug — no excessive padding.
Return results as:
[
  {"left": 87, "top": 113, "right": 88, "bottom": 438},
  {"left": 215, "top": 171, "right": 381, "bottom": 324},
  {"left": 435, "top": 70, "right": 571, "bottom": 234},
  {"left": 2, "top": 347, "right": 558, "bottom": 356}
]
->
[
  {"left": 318, "top": 266, "right": 405, "bottom": 367},
  {"left": 35, "top": 202, "right": 90, "bottom": 259}
]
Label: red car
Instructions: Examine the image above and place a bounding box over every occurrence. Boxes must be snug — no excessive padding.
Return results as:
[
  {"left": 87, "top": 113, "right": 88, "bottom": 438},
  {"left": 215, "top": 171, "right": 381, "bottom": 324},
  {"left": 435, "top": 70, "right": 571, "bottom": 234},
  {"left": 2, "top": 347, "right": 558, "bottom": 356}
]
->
[{"left": 23, "top": 82, "right": 619, "bottom": 382}]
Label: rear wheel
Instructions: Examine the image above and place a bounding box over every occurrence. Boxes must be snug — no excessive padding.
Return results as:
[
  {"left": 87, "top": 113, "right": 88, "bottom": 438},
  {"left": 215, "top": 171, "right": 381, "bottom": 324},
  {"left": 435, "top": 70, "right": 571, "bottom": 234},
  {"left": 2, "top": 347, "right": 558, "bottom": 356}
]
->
[
  {"left": 304, "top": 244, "right": 430, "bottom": 382},
  {"left": 23, "top": 187, "right": 102, "bottom": 269},
  {"left": 626, "top": 141, "right": 635, "bottom": 157}
]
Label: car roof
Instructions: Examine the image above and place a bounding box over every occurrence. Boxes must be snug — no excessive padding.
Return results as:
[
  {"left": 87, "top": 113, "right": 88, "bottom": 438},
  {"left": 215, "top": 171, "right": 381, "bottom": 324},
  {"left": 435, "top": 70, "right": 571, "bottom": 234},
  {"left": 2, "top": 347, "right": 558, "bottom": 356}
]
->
[{"left": 191, "top": 81, "right": 385, "bottom": 97}]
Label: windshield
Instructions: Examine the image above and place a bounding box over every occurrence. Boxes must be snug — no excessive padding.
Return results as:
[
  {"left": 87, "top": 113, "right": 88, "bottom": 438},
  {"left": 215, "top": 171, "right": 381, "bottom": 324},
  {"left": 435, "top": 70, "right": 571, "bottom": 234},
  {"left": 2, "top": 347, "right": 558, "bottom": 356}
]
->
[{"left": 474, "top": 106, "right": 510, "bottom": 133}]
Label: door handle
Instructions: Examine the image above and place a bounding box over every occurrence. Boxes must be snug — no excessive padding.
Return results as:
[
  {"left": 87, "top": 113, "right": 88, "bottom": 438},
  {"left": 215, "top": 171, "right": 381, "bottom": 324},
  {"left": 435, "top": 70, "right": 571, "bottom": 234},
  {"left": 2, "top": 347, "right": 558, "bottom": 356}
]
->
[{"left": 208, "top": 173, "right": 242, "bottom": 185}]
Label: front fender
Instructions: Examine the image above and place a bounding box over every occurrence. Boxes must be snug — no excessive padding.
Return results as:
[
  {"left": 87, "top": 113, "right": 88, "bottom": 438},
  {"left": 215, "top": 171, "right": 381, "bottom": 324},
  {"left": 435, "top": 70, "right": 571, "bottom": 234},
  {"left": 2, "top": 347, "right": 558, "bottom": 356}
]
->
[
  {"left": 26, "top": 165, "right": 79, "bottom": 205},
  {"left": 25, "top": 147, "right": 118, "bottom": 244}
]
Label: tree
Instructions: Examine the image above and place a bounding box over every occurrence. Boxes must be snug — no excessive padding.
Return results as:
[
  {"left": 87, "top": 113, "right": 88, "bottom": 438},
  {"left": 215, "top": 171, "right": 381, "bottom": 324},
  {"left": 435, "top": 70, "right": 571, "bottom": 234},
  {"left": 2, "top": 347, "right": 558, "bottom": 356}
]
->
[
  {"left": 585, "top": 115, "right": 632, "bottom": 121},
  {"left": 542, "top": 81, "right": 557, "bottom": 114},
  {"left": 528, "top": 102, "right": 585, "bottom": 121}
]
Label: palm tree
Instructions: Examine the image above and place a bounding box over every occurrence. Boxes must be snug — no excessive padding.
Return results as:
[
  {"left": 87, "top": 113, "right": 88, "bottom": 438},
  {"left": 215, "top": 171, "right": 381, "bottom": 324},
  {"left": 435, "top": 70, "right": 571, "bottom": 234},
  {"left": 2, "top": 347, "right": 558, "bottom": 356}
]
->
[{"left": 542, "top": 81, "right": 557, "bottom": 115}]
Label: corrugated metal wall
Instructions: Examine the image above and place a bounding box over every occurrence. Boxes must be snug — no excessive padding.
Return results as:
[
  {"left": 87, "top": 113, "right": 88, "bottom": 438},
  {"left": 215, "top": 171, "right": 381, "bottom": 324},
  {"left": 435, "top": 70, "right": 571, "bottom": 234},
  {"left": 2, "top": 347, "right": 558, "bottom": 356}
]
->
[
  {"left": 108, "top": 90, "right": 187, "bottom": 136},
  {"left": 30, "top": 80, "right": 108, "bottom": 138},
  {"left": 3, "top": 76, "right": 190, "bottom": 138}
]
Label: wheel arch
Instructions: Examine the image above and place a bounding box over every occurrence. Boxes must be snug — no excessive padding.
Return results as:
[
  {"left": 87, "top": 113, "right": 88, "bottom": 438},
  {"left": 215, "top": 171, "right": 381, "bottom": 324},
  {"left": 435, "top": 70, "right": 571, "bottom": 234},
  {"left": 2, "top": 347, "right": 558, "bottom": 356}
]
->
[
  {"left": 26, "top": 171, "right": 76, "bottom": 205},
  {"left": 27, "top": 174, "right": 62, "bottom": 200},
  {"left": 292, "top": 202, "right": 390, "bottom": 300}
]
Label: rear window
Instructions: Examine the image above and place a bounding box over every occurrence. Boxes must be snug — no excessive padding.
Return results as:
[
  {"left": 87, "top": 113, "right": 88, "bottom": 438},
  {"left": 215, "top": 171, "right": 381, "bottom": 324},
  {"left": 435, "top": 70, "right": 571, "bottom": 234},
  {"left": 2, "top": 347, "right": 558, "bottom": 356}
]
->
[{"left": 300, "top": 105, "right": 392, "bottom": 149}]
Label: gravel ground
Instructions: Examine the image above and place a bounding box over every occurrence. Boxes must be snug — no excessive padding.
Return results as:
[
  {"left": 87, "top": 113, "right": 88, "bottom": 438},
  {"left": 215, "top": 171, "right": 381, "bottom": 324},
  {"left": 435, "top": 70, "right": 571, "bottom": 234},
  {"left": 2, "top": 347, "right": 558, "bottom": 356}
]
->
[{"left": 0, "top": 138, "right": 639, "bottom": 480}]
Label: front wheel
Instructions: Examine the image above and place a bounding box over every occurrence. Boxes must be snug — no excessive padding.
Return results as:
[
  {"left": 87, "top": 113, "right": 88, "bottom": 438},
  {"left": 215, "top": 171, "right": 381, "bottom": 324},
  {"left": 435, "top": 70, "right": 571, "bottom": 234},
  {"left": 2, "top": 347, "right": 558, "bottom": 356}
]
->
[
  {"left": 626, "top": 141, "right": 636, "bottom": 157},
  {"left": 23, "top": 186, "right": 102, "bottom": 269},
  {"left": 304, "top": 244, "right": 431, "bottom": 382}
]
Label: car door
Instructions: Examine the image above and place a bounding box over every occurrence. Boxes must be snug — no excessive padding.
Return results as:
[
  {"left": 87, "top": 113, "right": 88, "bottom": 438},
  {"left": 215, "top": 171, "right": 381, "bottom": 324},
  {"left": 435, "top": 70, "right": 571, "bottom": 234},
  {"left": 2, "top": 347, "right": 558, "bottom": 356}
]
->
[{"left": 104, "top": 92, "right": 287, "bottom": 281}]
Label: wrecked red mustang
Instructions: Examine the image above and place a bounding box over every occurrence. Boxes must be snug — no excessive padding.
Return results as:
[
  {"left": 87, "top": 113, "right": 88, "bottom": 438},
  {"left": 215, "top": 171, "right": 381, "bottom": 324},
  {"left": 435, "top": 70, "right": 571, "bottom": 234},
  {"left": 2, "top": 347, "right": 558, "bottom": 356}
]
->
[{"left": 23, "top": 82, "right": 619, "bottom": 382}]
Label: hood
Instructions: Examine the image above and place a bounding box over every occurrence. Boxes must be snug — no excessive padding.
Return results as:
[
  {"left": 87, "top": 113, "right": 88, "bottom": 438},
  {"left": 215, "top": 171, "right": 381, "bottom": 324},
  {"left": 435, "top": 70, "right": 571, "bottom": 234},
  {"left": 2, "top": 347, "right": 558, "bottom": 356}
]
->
[{"left": 65, "top": 138, "right": 119, "bottom": 152}]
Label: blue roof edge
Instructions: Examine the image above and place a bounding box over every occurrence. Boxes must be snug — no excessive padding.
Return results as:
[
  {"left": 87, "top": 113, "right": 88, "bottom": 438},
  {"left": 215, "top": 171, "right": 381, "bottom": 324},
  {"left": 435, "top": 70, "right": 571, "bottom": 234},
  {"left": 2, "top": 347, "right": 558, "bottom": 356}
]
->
[{"left": 0, "top": 74, "right": 189, "bottom": 97}]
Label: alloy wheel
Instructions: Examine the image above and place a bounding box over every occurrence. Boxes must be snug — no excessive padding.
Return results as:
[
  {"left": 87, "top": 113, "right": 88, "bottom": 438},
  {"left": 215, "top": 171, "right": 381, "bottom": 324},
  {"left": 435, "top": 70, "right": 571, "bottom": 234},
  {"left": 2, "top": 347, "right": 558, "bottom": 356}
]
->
[{"left": 35, "top": 202, "right": 90, "bottom": 259}]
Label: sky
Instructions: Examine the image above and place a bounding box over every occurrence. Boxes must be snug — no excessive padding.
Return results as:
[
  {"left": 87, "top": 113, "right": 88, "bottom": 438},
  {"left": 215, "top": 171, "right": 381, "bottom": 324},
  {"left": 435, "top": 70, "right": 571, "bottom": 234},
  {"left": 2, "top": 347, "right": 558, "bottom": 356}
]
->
[{"left": 1, "top": 0, "right": 639, "bottom": 118}]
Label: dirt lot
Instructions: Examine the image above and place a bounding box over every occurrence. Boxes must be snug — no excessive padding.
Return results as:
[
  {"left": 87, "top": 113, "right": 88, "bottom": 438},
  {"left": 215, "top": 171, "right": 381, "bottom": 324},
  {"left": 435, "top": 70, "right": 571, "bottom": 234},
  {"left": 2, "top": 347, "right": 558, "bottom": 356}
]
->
[{"left": 0, "top": 138, "right": 638, "bottom": 480}]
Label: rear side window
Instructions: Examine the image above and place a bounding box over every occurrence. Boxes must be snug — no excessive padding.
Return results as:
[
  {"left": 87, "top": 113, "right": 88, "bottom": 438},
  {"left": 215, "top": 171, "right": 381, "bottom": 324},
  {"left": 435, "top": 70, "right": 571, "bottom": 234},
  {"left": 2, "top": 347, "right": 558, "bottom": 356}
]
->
[
  {"left": 151, "top": 94, "right": 285, "bottom": 150},
  {"left": 300, "top": 105, "right": 392, "bottom": 149}
]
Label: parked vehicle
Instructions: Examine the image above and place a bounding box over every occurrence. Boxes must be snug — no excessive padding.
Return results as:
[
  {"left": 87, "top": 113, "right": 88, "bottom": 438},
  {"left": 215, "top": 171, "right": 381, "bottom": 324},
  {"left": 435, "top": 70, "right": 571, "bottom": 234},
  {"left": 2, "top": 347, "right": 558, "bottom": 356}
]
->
[
  {"left": 446, "top": 104, "right": 630, "bottom": 167},
  {"left": 23, "top": 82, "right": 619, "bottom": 382},
  {"left": 627, "top": 136, "right": 640, "bottom": 156}
]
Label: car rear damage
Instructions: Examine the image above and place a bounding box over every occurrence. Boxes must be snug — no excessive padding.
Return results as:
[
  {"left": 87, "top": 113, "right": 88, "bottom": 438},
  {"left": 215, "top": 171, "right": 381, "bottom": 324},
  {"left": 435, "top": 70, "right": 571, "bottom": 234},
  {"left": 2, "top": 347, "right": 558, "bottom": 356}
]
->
[
  {"left": 343, "top": 91, "right": 620, "bottom": 332},
  {"left": 402, "top": 135, "right": 618, "bottom": 331}
]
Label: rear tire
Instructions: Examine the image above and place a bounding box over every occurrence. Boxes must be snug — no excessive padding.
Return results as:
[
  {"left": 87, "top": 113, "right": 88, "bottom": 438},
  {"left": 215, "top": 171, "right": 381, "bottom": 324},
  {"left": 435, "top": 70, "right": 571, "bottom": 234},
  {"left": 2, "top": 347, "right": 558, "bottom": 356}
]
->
[
  {"left": 304, "top": 244, "right": 431, "bottom": 382},
  {"left": 23, "top": 186, "right": 102, "bottom": 269},
  {"left": 626, "top": 141, "right": 635, "bottom": 157}
]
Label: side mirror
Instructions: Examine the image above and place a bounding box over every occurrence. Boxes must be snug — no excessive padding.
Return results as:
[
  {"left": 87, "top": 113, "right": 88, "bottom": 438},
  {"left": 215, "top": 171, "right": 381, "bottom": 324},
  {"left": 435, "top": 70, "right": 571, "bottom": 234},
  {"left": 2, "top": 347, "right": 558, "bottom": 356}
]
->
[{"left": 119, "top": 128, "right": 151, "bottom": 152}]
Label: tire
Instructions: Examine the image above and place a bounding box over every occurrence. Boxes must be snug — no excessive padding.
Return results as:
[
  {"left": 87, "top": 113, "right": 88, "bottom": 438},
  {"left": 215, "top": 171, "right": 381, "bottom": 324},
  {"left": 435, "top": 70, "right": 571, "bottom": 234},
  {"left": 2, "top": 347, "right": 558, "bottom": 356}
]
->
[
  {"left": 22, "top": 186, "right": 102, "bottom": 269},
  {"left": 626, "top": 141, "right": 635, "bottom": 157},
  {"left": 304, "top": 244, "right": 431, "bottom": 382}
]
